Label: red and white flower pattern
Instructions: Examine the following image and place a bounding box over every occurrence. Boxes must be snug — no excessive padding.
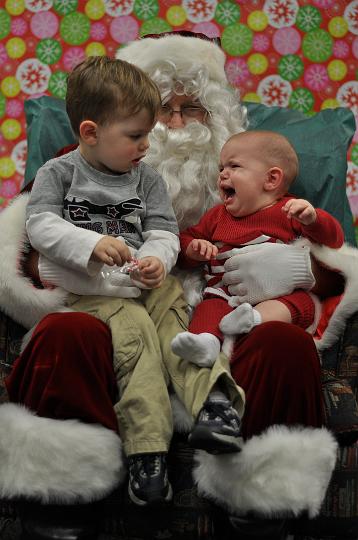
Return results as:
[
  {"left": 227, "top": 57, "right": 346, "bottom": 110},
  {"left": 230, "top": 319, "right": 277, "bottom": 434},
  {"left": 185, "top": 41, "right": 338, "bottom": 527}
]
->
[
  {"left": 264, "top": 0, "right": 299, "bottom": 29},
  {"left": 257, "top": 75, "right": 292, "bottom": 107},
  {"left": 16, "top": 59, "right": 51, "bottom": 95},
  {"left": 183, "top": 0, "right": 217, "bottom": 23},
  {"left": 104, "top": 0, "right": 134, "bottom": 17},
  {"left": 337, "top": 81, "right": 358, "bottom": 115}
]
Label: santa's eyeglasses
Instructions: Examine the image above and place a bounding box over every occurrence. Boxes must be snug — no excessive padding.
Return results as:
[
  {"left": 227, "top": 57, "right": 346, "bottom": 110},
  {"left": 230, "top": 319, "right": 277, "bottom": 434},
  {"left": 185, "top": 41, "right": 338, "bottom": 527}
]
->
[
  {"left": 142, "top": 30, "right": 216, "bottom": 124},
  {"left": 159, "top": 104, "right": 208, "bottom": 123}
]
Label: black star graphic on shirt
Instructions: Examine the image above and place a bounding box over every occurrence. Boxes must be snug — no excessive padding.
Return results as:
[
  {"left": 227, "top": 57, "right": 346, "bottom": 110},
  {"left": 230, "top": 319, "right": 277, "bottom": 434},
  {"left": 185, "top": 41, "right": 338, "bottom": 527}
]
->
[
  {"left": 72, "top": 207, "right": 88, "bottom": 218},
  {"left": 107, "top": 206, "right": 120, "bottom": 218}
]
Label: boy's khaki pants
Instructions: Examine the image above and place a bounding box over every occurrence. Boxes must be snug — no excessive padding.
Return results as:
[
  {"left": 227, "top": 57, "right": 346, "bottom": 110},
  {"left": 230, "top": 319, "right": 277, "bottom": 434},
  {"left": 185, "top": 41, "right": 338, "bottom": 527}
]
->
[{"left": 67, "top": 275, "right": 244, "bottom": 456}]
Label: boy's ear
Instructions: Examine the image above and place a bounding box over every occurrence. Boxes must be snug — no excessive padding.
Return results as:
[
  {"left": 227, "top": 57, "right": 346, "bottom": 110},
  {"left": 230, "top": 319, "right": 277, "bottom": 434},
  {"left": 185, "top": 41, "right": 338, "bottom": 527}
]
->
[
  {"left": 264, "top": 167, "right": 284, "bottom": 192},
  {"left": 79, "top": 120, "right": 98, "bottom": 145}
]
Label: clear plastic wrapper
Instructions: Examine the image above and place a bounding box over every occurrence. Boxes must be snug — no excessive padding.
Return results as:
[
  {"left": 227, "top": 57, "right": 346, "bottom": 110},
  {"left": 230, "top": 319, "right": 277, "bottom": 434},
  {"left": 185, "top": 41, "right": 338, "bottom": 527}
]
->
[{"left": 101, "top": 258, "right": 140, "bottom": 279}]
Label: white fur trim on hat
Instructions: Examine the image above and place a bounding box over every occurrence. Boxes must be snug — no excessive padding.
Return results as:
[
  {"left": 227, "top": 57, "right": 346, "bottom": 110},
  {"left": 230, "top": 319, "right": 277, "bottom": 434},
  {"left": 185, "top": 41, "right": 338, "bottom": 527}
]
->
[
  {"left": 0, "top": 403, "right": 124, "bottom": 503},
  {"left": 116, "top": 34, "right": 227, "bottom": 83}
]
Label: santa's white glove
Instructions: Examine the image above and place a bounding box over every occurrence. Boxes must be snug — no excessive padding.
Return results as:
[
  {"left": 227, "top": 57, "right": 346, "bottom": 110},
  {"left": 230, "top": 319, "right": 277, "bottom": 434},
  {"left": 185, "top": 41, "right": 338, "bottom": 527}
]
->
[
  {"left": 39, "top": 256, "right": 141, "bottom": 298},
  {"left": 219, "top": 243, "right": 315, "bottom": 306}
]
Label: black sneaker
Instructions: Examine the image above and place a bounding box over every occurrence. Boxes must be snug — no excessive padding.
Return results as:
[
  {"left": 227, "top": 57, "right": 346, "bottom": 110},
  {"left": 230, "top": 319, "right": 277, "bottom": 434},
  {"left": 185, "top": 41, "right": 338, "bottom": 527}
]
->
[
  {"left": 189, "top": 395, "right": 242, "bottom": 454},
  {"left": 128, "top": 453, "right": 173, "bottom": 506}
]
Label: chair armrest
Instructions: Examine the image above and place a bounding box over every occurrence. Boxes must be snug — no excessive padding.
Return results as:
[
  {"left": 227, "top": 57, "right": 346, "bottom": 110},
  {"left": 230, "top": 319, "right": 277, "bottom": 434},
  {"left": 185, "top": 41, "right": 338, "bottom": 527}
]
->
[{"left": 321, "top": 311, "right": 358, "bottom": 445}]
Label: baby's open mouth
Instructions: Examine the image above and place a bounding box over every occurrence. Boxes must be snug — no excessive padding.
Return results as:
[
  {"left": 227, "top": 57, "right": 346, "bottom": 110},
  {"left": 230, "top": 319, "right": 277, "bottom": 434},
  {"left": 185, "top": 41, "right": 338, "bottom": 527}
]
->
[{"left": 222, "top": 187, "right": 236, "bottom": 199}]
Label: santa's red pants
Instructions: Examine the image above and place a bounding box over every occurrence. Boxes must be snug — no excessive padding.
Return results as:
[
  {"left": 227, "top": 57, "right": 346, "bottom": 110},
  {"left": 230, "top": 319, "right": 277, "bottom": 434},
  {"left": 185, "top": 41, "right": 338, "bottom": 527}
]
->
[{"left": 6, "top": 312, "right": 324, "bottom": 439}]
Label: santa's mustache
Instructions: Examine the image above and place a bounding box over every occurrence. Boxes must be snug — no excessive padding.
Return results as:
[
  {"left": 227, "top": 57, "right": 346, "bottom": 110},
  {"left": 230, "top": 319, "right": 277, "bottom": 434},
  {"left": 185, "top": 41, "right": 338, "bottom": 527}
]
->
[{"left": 148, "top": 121, "right": 212, "bottom": 157}]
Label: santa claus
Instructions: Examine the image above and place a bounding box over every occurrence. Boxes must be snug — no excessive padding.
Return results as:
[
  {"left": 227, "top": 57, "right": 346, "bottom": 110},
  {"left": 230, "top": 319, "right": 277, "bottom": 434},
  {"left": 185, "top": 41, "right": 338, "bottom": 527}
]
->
[{"left": 0, "top": 31, "right": 353, "bottom": 539}]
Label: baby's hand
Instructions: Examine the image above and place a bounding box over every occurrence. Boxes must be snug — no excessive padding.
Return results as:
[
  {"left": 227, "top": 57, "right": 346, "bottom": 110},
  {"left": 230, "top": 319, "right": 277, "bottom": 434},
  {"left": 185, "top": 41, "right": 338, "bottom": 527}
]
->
[
  {"left": 136, "top": 256, "right": 165, "bottom": 288},
  {"left": 186, "top": 239, "right": 218, "bottom": 261},
  {"left": 91, "top": 236, "right": 132, "bottom": 266},
  {"left": 282, "top": 199, "right": 317, "bottom": 226}
]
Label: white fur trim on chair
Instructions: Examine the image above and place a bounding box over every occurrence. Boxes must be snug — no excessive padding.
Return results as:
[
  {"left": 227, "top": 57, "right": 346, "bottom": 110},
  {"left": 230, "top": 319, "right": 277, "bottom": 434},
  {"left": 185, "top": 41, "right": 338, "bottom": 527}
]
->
[
  {"left": 0, "top": 193, "right": 69, "bottom": 329},
  {"left": 193, "top": 424, "right": 337, "bottom": 518},
  {"left": 310, "top": 241, "right": 358, "bottom": 352},
  {"left": 0, "top": 403, "right": 124, "bottom": 503}
]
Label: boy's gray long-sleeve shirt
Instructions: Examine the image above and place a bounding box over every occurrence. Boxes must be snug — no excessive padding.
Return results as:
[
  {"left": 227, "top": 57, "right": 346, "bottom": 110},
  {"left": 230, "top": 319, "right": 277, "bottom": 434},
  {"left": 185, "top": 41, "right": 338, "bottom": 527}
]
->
[{"left": 26, "top": 148, "right": 179, "bottom": 276}]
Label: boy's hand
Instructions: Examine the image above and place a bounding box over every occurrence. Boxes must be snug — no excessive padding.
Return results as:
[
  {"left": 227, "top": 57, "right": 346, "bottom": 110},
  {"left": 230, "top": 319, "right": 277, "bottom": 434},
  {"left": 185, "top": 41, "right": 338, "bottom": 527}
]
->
[
  {"left": 186, "top": 239, "right": 218, "bottom": 261},
  {"left": 135, "top": 256, "right": 165, "bottom": 288},
  {"left": 282, "top": 199, "right": 317, "bottom": 226},
  {"left": 91, "top": 236, "right": 131, "bottom": 266}
]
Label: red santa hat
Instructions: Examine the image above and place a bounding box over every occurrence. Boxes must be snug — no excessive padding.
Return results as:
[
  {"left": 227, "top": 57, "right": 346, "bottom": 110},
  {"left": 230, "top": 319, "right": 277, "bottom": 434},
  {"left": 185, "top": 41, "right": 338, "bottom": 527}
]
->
[{"left": 116, "top": 31, "right": 227, "bottom": 84}]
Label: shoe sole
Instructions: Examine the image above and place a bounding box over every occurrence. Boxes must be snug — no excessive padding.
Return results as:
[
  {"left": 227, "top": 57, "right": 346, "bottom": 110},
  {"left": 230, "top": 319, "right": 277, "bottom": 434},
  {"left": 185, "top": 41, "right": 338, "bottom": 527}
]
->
[
  {"left": 189, "top": 426, "right": 242, "bottom": 454},
  {"left": 128, "top": 482, "right": 173, "bottom": 507}
]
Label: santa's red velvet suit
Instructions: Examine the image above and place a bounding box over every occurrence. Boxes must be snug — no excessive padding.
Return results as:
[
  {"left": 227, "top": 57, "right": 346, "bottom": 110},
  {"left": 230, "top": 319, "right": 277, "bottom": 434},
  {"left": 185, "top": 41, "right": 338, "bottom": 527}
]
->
[{"left": 0, "top": 33, "right": 356, "bottom": 521}]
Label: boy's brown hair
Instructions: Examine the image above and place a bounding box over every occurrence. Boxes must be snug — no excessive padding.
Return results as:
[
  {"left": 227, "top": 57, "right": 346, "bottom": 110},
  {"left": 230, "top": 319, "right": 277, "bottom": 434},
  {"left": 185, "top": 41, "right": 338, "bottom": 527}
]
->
[{"left": 66, "top": 55, "right": 161, "bottom": 136}]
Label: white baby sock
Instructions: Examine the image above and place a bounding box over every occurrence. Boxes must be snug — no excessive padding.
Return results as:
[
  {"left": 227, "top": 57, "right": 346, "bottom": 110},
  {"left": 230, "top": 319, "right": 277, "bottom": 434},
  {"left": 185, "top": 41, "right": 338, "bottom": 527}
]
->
[
  {"left": 219, "top": 303, "right": 262, "bottom": 335},
  {"left": 171, "top": 332, "right": 220, "bottom": 367}
]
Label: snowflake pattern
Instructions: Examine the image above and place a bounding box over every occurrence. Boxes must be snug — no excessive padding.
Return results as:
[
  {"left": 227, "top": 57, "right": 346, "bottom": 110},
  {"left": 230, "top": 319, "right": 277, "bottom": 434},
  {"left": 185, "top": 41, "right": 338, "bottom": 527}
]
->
[
  {"left": 289, "top": 87, "right": 314, "bottom": 112},
  {"left": 215, "top": 0, "right": 240, "bottom": 26},
  {"left": 304, "top": 64, "right": 329, "bottom": 91},
  {"left": 273, "top": 27, "right": 301, "bottom": 54},
  {"left": 183, "top": 0, "right": 217, "bottom": 23},
  {"left": 48, "top": 70, "right": 67, "bottom": 99},
  {"left": 11, "top": 18, "right": 28, "bottom": 36},
  {"left": 337, "top": 81, "right": 358, "bottom": 115},
  {"left": 0, "top": 0, "right": 357, "bottom": 229},
  {"left": 296, "top": 5, "right": 322, "bottom": 32},
  {"left": 53, "top": 0, "right": 79, "bottom": 16},
  {"left": 225, "top": 58, "right": 249, "bottom": 85},
  {"left": 25, "top": 0, "right": 53, "bottom": 13},
  {"left": 302, "top": 28, "right": 333, "bottom": 62},
  {"left": 37, "top": 39, "right": 62, "bottom": 64},
  {"left": 257, "top": 75, "right": 292, "bottom": 106},
  {"left": 6, "top": 99, "right": 23, "bottom": 118},
  {"left": 346, "top": 162, "right": 358, "bottom": 196},
  {"left": 278, "top": 54, "right": 304, "bottom": 81},
  {"left": 63, "top": 47, "right": 85, "bottom": 71},
  {"left": 313, "top": 0, "right": 334, "bottom": 7},
  {"left": 0, "top": 10, "right": 11, "bottom": 41},
  {"left": 16, "top": 58, "right": 51, "bottom": 94},
  {"left": 264, "top": 0, "right": 298, "bottom": 29},
  {"left": 134, "top": 0, "right": 159, "bottom": 21},
  {"left": 104, "top": 0, "right": 135, "bottom": 17},
  {"left": 91, "top": 23, "right": 107, "bottom": 40},
  {"left": 333, "top": 39, "right": 349, "bottom": 58},
  {"left": 11, "top": 140, "right": 27, "bottom": 175},
  {"left": 253, "top": 33, "right": 270, "bottom": 52},
  {"left": 0, "top": 44, "right": 7, "bottom": 66},
  {"left": 0, "top": 180, "right": 18, "bottom": 198},
  {"left": 344, "top": 1, "right": 358, "bottom": 35}
]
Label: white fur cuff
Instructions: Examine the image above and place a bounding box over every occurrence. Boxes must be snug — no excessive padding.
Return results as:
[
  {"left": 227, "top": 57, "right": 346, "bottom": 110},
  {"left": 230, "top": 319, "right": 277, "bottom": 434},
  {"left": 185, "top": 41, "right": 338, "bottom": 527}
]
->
[
  {"left": 0, "top": 403, "right": 124, "bottom": 503},
  {"left": 193, "top": 424, "right": 337, "bottom": 518}
]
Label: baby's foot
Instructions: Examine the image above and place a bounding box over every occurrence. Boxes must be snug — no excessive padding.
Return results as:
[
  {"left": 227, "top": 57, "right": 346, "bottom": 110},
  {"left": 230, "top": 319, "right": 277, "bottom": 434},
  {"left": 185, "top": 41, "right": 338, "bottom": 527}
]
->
[
  {"left": 219, "top": 303, "right": 261, "bottom": 335},
  {"left": 171, "top": 332, "right": 220, "bottom": 367}
]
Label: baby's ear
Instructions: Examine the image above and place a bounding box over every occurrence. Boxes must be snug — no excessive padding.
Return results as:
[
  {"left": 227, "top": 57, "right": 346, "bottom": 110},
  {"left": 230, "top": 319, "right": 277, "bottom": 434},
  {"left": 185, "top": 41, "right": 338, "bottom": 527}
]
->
[
  {"left": 264, "top": 166, "right": 284, "bottom": 192},
  {"left": 79, "top": 120, "right": 97, "bottom": 145}
]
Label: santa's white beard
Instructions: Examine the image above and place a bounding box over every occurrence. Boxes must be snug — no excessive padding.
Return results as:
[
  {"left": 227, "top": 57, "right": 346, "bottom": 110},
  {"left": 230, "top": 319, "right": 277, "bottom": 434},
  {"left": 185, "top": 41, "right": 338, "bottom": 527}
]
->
[{"left": 144, "top": 121, "right": 221, "bottom": 230}]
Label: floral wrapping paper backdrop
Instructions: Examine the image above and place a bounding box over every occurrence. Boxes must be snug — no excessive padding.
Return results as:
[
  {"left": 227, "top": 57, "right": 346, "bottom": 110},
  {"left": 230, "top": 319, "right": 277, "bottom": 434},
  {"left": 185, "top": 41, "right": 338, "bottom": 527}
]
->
[{"left": 0, "top": 0, "right": 357, "bottom": 233}]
